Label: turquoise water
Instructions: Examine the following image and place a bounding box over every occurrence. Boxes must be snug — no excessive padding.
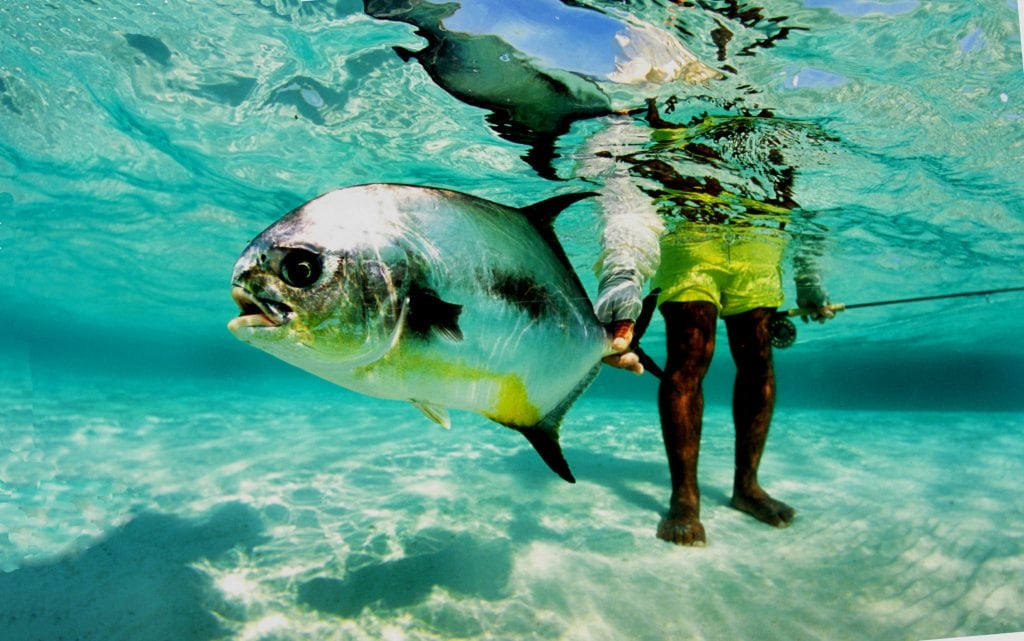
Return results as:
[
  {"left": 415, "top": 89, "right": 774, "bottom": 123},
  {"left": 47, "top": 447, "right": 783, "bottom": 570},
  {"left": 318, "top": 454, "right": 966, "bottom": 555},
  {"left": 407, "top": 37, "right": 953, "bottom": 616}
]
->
[{"left": 2, "top": 1, "right": 1023, "bottom": 640}]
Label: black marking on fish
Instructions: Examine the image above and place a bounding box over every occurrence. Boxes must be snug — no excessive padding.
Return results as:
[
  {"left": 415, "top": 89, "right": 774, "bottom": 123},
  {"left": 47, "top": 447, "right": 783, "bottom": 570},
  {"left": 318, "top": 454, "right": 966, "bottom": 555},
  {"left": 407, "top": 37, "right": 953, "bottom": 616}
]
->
[
  {"left": 488, "top": 271, "right": 553, "bottom": 320},
  {"left": 405, "top": 284, "right": 463, "bottom": 342}
]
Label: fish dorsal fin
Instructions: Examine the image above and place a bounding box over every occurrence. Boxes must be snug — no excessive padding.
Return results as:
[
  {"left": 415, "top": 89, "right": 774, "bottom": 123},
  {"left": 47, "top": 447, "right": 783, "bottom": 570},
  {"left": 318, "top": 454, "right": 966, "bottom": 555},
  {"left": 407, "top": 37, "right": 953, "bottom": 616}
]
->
[
  {"left": 412, "top": 400, "right": 451, "bottom": 430},
  {"left": 392, "top": 46, "right": 417, "bottom": 63},
  {"left": 519, "top": 192, "right": 597, "bottom": 230},
  {"left": 405, "top": 285, "right": 463, "bottom": 342},
  {"left": 510, "top": 362, "right": 602, "bottom": 484},
  {"left": 518, "top": 192, "right": 597, "bottom": 295}
]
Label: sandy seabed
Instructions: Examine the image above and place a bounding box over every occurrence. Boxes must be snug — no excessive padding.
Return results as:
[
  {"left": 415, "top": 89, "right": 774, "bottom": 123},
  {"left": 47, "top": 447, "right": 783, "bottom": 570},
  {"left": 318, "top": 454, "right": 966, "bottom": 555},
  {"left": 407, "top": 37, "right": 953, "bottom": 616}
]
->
[{"left": 1, "top": 374, "right": 1021, "bottom": 641}]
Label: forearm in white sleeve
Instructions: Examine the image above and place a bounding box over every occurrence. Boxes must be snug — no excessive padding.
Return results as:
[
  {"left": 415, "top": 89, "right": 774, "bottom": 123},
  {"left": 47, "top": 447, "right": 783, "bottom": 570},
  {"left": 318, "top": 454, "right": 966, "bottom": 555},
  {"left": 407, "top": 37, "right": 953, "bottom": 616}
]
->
[
  {"left": 574, "top": 117, "right": 665, "bottom": 324},
  {"left": 592, "top": 169, "right": 664, "bottom": 323}
]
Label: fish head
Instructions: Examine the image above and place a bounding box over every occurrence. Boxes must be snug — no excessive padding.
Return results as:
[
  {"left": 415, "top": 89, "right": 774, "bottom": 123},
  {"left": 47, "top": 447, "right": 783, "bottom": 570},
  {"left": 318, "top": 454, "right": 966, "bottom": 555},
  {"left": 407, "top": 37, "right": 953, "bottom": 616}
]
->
[{"left": 228, "top": 190, "right": 413, "bottom": 367}]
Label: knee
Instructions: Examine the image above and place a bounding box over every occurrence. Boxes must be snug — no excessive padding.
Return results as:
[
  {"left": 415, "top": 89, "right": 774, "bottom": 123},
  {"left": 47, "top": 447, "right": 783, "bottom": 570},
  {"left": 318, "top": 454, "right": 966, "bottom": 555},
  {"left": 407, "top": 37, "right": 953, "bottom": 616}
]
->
[
  {"left": 664, "top": 329, "right": 715, "bottom": 380},
  {"left": 728, "top": 330, "right": 773, "bottom": 373},
  {"left": 733, "top": 351, "right": 774, "bottom": 382}
]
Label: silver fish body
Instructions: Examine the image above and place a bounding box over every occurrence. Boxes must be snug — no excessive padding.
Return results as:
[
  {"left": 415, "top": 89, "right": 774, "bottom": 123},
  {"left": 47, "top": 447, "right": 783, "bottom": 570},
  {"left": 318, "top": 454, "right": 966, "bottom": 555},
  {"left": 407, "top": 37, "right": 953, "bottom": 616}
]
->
[{"left": 228, "top": 184, "right": 610, "bottom": 481}]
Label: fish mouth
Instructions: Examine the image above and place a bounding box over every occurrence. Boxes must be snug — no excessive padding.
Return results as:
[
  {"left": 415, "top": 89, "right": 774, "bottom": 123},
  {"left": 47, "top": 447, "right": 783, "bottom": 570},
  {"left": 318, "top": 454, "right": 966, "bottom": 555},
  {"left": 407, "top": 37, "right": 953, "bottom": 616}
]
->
[{"left": 228, "top": 286, "right": 293, "bottom": 332}]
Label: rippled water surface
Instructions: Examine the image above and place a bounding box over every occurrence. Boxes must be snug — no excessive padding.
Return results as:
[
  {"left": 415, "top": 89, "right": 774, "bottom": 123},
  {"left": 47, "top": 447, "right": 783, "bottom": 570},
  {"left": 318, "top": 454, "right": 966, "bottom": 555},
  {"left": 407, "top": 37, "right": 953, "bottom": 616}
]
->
[{"left": 2, "top": 1, "right": 1023, "bottom": 640}]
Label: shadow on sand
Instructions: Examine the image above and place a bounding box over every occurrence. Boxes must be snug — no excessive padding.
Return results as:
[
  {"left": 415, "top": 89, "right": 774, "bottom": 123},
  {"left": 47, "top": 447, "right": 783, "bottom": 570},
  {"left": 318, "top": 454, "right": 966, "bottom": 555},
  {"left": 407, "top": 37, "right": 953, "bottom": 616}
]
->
[
  {"left": 298, "top": 528, "right": 513, "bottom": 618},
  {"left": 0, "top": 502, "right": 265, "bottom": 641}
]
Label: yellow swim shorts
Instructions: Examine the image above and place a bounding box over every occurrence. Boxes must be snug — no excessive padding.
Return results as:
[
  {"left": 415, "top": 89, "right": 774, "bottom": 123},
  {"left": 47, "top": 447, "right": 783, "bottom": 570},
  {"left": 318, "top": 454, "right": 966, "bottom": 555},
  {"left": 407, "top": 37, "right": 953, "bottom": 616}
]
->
[{"left": 651, "top": 225, "right": 787, "bottom": 317}]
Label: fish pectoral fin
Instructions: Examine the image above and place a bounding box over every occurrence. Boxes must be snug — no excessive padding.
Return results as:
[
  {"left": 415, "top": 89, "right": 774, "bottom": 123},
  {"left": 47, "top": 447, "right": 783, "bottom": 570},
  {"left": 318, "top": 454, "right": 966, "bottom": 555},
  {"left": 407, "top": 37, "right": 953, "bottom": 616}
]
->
[
  {"left": 405, "top": 285, "right": 464, "bottom": 342},
  {"left": 412, "top": 400, "right": 451, "bottom": 430}
]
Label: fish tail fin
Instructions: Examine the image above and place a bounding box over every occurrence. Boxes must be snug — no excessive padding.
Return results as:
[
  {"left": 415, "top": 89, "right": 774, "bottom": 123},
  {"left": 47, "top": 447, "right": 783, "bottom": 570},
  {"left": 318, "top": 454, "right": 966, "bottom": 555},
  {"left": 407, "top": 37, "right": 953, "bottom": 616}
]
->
[{"left": 513, "top": 362, "right": 602, "bottom": 484}]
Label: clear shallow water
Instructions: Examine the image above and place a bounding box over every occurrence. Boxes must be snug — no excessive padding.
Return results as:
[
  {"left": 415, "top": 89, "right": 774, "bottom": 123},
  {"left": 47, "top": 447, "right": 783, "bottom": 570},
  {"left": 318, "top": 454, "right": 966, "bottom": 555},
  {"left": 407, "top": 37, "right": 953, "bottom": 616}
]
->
[
  {"left": 2, "top": 1, "right": 1023, "bottom": 639},
  {"left": 3, "top": 374, "right": 1023, "bottom": 641}
]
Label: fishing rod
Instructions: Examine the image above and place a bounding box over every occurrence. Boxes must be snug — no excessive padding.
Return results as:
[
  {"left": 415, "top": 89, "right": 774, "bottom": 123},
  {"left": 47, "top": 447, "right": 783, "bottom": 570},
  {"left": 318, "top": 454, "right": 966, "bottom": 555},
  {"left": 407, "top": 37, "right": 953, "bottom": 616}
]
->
[{"left": 769, "top": 285, "right": 1024, "bottom": 348}]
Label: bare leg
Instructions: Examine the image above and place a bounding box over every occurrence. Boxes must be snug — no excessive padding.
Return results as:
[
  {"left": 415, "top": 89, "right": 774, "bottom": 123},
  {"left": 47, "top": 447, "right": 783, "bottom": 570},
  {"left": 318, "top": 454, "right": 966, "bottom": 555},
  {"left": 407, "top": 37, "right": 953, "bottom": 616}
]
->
[
  {"left": 656, "top": 301, "right": 717, "bottom": 546},
  {"left": 723, "top": 308, "right": 795, "bottom": 527}
]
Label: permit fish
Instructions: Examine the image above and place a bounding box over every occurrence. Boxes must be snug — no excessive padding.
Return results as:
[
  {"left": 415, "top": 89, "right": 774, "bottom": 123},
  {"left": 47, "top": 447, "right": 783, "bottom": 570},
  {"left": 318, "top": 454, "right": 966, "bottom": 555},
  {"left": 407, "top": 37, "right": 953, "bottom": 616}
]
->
[{"left": 228, "top": 184, "right": 610, "bottom": 482}]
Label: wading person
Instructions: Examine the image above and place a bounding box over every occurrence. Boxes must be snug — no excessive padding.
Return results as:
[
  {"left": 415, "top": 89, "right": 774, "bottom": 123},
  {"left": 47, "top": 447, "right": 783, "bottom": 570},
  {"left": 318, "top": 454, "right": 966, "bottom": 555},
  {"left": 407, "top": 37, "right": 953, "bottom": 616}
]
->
[
  {"left": 591, "top": 110, "right": 836, "bottom": 546},
  {"left": 365, "top": 0, "right": 835, "bottom": 546}
]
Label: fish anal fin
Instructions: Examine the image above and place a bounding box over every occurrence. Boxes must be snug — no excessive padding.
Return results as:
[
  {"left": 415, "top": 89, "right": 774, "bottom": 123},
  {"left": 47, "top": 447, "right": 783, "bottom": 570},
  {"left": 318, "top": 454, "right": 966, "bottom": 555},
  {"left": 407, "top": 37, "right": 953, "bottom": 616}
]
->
[
  {"left": 412, "top": 400, "right": 451, "bottom": 429},
  {"left": 632, "top": 288, "right": 662, "bottom": 346},
  {"left": 516, "top": 426, "right": 575, "bottom": 483},
  {"left": 508, "top": 362, "right": 603, "bottom": 484},
  {"left": 631, "top": 289, "right": 665, "bottom": 380}
]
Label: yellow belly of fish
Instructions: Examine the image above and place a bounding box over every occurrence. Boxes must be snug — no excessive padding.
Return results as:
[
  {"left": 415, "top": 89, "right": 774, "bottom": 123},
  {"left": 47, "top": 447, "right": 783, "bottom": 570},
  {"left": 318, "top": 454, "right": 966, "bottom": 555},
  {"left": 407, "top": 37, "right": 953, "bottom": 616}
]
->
[
  {"left": 357, "top": 353, "right": 543, "bottom": 427},
  {"left": 483, "top": 374, "right": 542, "bottom": 427}
]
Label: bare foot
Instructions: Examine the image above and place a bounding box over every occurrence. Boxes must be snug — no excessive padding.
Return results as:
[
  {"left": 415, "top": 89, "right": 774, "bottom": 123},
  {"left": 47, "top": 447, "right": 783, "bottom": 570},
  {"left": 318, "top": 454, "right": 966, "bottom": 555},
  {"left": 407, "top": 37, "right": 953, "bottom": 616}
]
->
[
  {"left": 731, "top": 490, "right": 795, "bottom": 528},
  {"left": 656, "top": 505, "right": 707, "bottom": 546}
]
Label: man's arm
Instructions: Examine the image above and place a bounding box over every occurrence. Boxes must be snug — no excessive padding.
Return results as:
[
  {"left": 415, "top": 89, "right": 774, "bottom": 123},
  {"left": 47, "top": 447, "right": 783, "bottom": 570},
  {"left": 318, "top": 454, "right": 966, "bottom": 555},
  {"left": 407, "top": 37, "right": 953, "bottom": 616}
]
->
[
  {"left": 574, "top": 117, "right": 665, "bottom": 373},
  {"left": 791, "top": 211, "right": 834, "bottom": 323},
  {"left": 592, "top": 170, "right": 663, "bottom": 373}
]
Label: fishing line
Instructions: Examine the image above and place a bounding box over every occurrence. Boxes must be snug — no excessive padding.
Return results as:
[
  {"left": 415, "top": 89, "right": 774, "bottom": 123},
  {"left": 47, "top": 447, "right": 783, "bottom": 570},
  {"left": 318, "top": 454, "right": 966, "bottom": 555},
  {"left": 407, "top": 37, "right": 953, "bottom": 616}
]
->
[
  {"left": 1018, "top": 0, "right": 1024, "bottom": 72},
  {"left": 770, "top": 285, "right": 1024, "bottom": 348},
  {"left": 631, "top": 291, "right": 664, "bottom": 379},
  {"left": 549, "top": 286, "right": 1022, "bottom": 378}
]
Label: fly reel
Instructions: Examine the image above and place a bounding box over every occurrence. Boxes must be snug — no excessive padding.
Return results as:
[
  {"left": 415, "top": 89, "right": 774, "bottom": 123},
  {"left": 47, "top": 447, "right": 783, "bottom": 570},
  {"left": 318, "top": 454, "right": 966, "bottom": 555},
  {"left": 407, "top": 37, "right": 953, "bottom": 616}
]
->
[{"left": 769, "top": 315, "right": 797, "bottom": 349}]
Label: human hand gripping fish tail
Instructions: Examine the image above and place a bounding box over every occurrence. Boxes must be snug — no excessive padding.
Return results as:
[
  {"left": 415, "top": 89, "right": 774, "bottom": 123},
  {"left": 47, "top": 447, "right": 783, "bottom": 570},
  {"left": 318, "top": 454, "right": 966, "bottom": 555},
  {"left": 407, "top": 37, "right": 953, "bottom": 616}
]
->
[{"left": 602, "top": 291, "right": 664, "bottom": 380}]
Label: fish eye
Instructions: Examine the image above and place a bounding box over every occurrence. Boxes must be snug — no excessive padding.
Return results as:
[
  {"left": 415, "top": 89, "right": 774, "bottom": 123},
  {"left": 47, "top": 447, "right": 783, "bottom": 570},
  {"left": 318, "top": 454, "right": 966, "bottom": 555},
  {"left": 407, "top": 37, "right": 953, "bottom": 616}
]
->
[{"left": 279, "top": 249, "right": 323, "bottom": 288}]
